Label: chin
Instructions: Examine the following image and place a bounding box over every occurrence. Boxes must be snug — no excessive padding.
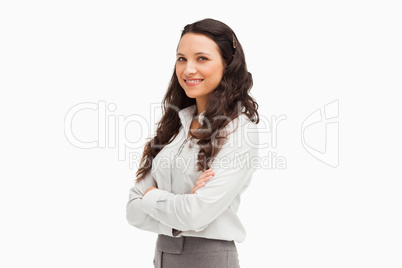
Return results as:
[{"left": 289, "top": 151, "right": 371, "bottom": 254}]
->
[{"left": 184, "top": 92, "right": 199, "bottom": 99}]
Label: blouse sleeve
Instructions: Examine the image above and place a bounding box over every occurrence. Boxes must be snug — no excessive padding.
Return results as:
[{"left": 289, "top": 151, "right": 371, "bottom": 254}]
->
[
  {"left": 126, "top": 170, "right": 175, "bottom": 236},
  {"left": 140, "top": 120, "right": 259, "bottom": 232}
]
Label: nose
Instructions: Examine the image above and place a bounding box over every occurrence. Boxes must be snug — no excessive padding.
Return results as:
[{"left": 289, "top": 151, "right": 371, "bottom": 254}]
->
[{"left": 184, "top": 61, "right": 197, "bottom": 76}]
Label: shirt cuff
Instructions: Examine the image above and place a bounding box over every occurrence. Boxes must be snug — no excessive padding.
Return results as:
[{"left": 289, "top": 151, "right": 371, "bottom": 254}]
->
[
  {"left": 141, "top": 188, "right": 177, "bottom": 237},
  {"left": 158, "top": 221, "right": 173, "bottom": 236},
  {"left": 141, "top": 188, "right": 164, "bottom": 218}
]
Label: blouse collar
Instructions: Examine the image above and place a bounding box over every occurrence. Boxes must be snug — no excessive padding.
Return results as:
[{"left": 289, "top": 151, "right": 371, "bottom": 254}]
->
[{"left": 178, "top": 104, "right": 206, "bottom": 127}]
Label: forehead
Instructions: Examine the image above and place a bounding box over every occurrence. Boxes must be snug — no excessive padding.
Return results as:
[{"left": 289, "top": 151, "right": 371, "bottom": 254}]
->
[{"left": 177, "top": 33, "right": 220, "bottom": 54}]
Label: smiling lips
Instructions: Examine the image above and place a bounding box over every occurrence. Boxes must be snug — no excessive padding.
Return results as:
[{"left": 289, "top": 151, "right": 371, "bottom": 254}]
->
[{"left": 184, "top": 79, "right": 204, "bottom": 86}]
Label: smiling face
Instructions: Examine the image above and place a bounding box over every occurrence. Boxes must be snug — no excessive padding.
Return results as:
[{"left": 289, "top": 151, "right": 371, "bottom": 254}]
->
[{"left": 175, "top": 33, "right": 226, "bottom": 102}]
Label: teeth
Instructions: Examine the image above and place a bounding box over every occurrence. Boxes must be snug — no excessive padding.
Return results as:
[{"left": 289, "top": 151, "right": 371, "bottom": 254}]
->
[{"left": 186, "top": 79, "right": 202, "bottom": 83}]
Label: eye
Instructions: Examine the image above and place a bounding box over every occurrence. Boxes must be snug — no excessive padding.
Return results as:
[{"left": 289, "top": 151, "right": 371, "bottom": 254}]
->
[
  {"left": 177, "top": 57, "right": 186, "bottom": 62},
  {"left": 198, "top": 56, "right": 208, "bottom": 61}
]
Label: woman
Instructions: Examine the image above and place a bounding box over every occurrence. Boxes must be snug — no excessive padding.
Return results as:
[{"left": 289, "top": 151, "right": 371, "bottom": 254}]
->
[{"left": 126, "top": 18, "right": 260, "bottom": 267}]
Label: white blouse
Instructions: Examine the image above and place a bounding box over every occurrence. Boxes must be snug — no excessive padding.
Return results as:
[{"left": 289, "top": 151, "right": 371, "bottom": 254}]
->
[{"left": 126, "top": 104, "right": 260, "bottom": 242}]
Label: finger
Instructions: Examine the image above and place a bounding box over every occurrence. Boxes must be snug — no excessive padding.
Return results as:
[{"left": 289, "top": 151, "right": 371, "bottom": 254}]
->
[
  {"left": 203, "top": 169, "right": 214, "bottom": 174},
  {"left": 201, "top": 170, "right": 215, "bottom": 179},
  {"left": 194, "top": 181, "right": 202, "bottom": 188},
  {"left": 205, "top": 169, "right": 214, "bottom": 174},
  {"left": 193, "top": 181, "right": 206, "bottom": 193},
  {"left": 191, "top": 181, "right": 205, "bottom": 194},
  {"left": 200, "top": 172, "right": 209, "bottom": 179},
  {"left": 194, "top": 176, "right": 208, "bottom": 187},
  {"left": 195, "top": 175, "right": 213, "bottom": 188},
  {"left": 192, "top": 174, "right": 215, "bottom": 193},
  {"left": 196, "top": 174, "right": 214, "bottom": 186},
  {"left": 204, "top": 175, "right": 213, "bottom": 182},
  {"left": 195, "top": 173, "right": 210, "bottom": 185}
]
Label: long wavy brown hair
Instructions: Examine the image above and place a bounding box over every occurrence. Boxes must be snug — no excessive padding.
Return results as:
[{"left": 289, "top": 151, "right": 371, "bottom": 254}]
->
[{"left": 135, "top": 18, "right": 259, "bottom": 183}]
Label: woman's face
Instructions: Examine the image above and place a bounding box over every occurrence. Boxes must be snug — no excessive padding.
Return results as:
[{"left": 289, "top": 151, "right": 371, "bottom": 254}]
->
[{"left": 176, "top": 33, "right": 225, "bottom": 100}]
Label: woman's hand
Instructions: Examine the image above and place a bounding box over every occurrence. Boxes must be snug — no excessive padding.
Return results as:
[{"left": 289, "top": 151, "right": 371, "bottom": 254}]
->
[
  {"left": 144, "top": 186, "right": 157, "bottom": 196},
  {"left": 191, "top": 169, "right": 215, "bottom": 194}
]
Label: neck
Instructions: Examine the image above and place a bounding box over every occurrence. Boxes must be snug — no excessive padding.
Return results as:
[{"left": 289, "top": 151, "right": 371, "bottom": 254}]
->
[{"left": 195, "top": 95, "right": 209, "bottom": 116}]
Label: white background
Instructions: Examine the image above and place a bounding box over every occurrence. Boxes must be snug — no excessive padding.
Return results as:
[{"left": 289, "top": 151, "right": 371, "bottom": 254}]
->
[{"left": 1, "top": 0, "right": 401, "bottom": 267}]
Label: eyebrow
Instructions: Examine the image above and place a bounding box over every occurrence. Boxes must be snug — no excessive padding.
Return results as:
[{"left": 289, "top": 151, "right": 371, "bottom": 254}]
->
[{"left": 176, "top": 52, "right": 211, "bottom": 56}]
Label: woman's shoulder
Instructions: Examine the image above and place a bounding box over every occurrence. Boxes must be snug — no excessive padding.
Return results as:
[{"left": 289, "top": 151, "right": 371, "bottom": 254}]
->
[
  {"left": 221, "top": 113, "right": 259, "bottom": 144},
  {"left": 212, "top": 113, "right": 259, "bottom": 159},
  {"left": 224, "top": 113, "right": 257, "bottom": 133}
]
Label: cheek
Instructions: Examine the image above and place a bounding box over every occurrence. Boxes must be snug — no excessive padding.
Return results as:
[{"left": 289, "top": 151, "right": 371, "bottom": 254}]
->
[
  {"left": 211, "top": 63, "right": 224, "bottom": 77},
  {"left": 176, "top": 64, "right": 186, "bottom": 76},
  {"left": 175, "top": 66, "right": 185, "bottom": 88},
  {"left": 210, "top": 67, "right": 224, "bottom": 83},
  {"left": 203, "top": 72, "right": 223, "bottom": 91}
]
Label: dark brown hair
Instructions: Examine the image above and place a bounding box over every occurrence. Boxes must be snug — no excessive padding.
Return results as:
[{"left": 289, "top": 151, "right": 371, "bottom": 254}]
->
[{"left": 135, "top": 18, "right": 259, "bottom": 183}]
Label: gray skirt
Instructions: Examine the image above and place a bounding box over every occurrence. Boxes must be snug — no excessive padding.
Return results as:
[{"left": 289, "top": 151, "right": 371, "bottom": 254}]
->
[{"left": 153, "top": 234, "right": 240, "bottom": 268}]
